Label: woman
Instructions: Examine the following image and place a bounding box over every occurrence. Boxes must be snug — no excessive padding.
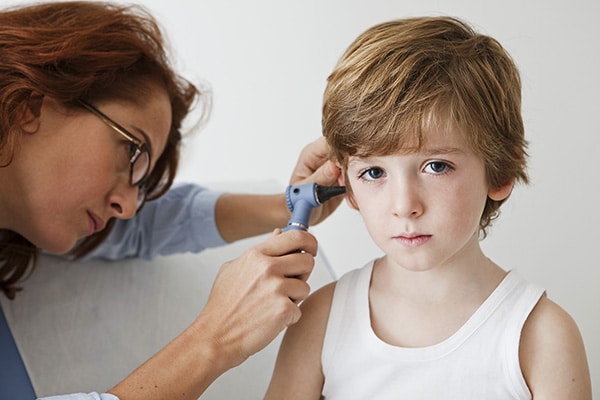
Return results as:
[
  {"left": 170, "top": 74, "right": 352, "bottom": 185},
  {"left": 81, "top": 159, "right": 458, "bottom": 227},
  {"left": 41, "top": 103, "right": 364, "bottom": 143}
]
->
[{"left": 0, "top": 2, "right": 341, "bottom": 399}]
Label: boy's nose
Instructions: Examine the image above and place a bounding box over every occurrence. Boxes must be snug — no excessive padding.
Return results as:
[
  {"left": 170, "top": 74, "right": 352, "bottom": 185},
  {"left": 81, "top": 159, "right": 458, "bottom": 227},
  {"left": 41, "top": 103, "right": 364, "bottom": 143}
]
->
[{"left": 390, "top": 178, "right": 424, "bottom": 218}]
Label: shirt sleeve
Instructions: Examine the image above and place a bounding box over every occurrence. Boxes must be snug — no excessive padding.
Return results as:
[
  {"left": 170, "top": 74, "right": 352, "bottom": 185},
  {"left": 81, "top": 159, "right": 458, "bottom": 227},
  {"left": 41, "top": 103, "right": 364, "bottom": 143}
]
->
[
  {"left": 82, "top": 182, "right": 228, "bottom": 261},
  {"left": 38, "top": 393, "right": 119, "bottom": 400}
]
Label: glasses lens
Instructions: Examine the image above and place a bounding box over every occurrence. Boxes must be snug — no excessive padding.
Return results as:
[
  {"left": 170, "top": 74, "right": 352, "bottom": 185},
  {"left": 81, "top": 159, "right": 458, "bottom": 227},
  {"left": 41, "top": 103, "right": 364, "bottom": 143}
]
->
[
  {"left": 136, "top": 185, "right": 147, "bottom": 210},
  {"left": 131, "top": 150, "right": 150, "bottom": 186}
]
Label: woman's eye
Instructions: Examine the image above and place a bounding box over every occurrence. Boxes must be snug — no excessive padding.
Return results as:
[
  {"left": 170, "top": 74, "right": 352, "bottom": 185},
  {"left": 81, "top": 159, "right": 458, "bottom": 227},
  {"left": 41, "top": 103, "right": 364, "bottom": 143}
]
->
[
  {"left": 125, "top": 142, "right": 141, "bottom": 162},
  {"left": 358, "top": 167, "right": 385, "bottom": 181},
  {"left": 424, "top": 161, "right": 451, "bottom": 174},
  {"left": 117, "top": 142, "right": 135, "bottom": 167}
]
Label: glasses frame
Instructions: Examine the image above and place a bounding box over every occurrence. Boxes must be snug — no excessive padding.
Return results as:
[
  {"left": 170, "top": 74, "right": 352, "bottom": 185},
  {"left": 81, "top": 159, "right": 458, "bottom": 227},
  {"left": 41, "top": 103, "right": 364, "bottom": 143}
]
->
[{"left": 78, "top": 99, "right": 152, "bottom": 208}]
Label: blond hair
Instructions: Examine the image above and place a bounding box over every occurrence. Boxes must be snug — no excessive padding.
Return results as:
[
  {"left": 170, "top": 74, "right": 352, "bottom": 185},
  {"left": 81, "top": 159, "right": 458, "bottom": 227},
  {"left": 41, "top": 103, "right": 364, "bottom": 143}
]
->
[{"left": 323, "top": 16, "right": 528, "bottom": 234}]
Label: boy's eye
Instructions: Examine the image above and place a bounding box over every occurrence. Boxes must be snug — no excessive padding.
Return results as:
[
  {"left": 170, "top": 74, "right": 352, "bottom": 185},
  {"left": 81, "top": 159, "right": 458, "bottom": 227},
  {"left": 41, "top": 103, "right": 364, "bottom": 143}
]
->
[
  {"left": 424, "top": 161, "right": 450, "bottom": 174},
  {"left": 358, "top": 167, "right": 385, "bottom": 181}
]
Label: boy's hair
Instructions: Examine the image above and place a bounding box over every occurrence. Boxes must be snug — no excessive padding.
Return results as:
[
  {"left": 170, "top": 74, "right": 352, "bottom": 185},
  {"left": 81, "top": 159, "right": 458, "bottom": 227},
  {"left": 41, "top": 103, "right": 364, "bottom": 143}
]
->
[{"left": 323, "top": 16, "right": 528, "bottom": 235}]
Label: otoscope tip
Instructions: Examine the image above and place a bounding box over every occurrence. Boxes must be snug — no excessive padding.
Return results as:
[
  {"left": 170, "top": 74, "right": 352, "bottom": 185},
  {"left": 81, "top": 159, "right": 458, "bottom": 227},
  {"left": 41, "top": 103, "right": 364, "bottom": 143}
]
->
[{"left": 315, "top": 184, "right": 346, "bottom": 204}]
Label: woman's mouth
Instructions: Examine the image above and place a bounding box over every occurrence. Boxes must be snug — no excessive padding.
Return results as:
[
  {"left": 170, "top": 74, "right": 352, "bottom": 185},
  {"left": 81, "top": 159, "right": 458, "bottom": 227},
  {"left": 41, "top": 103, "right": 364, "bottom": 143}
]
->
[{"left": 87, "top": 211, "right": 106, "bottom": 235}]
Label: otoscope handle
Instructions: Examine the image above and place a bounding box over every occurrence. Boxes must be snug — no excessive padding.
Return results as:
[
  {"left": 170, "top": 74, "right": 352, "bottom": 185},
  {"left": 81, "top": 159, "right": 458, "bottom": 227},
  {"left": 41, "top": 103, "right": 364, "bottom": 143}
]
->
[{"left": 285, "top": 199, "right": 316, "bottom": 231}]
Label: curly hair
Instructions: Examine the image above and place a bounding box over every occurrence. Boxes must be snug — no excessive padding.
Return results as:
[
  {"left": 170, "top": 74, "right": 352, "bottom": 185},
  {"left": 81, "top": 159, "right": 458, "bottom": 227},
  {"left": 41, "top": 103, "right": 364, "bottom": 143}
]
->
[
  {"left": 0, "top": 1, "right": 209, "bottom": 299},
  {"left": 323, "top": 16, "right": 528, "bottom": 237}
]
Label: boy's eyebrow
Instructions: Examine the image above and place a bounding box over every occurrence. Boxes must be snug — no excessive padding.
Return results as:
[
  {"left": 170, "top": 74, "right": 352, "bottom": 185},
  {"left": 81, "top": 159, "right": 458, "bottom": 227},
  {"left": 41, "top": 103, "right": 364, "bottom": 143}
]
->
[
  {"left": 420, "top": 147, "right": 464, "bottom": 156},
  {"left": 349, "top": 147, "right": 465, "bottom": 161}
]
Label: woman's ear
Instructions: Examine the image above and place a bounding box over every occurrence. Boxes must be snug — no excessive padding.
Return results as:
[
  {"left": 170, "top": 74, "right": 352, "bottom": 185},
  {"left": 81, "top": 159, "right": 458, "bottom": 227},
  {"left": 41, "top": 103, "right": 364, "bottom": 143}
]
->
[
  {"left": 18, "top": 93, "right": 44, "bottom": 134},
  {"left": 488, "top": 180, "right": 514, "bottom": 201}
]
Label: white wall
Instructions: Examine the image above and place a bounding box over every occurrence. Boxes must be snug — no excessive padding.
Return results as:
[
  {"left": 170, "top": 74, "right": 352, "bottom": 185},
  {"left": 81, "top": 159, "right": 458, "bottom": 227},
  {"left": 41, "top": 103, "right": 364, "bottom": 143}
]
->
[
  {"left": 144, "top": 1, "right": 599, "bottom": 391},
  {"left": 10, "top": 0, "right": 599, "bottom": 393}
]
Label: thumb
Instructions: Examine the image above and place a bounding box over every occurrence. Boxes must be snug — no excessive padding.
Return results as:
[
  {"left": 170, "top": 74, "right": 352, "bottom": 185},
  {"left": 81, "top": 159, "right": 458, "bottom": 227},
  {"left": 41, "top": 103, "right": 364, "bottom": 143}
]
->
[{"left": 315, "top": 160, "right": 341, "bottom": 186}]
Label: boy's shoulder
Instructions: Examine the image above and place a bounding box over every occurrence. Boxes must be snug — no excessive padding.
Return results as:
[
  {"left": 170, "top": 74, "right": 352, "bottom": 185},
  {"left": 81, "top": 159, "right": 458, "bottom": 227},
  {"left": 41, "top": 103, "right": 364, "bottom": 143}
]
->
[
  {"left": 519, "top": 295, "right": 592, "bottom": 398},
  {"left": 521, "top": 295, "right": 583, "bottom": 355},
  {"left": 301, "top": 281, "right": 337, "bottom": 317}
]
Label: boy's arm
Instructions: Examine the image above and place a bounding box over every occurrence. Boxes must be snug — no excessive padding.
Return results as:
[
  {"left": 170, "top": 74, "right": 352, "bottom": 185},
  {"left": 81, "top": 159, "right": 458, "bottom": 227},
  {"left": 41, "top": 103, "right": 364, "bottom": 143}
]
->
[
  {"left": 264, "top": 282, "right": 336, "bottom": 400},
  {"left": 520, "top": 296, "right": 592, "bottom": 399}
]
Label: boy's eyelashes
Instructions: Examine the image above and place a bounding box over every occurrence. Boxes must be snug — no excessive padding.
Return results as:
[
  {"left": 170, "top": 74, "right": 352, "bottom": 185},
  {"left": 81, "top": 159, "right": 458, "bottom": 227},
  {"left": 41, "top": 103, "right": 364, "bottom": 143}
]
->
[
  {"left": 352, "top": 160, "right": 454, "bottom": 180},
  {"left": 423, "top": 160, "right": 453, "bottom": 174},
  {"left": 357, "top": 166, "right": 385, "bottom": 181}
]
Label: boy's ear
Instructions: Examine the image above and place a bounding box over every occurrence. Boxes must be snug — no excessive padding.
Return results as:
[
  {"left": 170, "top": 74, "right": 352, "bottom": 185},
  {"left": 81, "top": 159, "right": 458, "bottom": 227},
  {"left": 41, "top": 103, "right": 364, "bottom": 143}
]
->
[
  {"left": 488, "top": 180, "right": 513, "bottom": 201},
  {"left": 335, "top": 165, "right": 360, "bottom": 210},
  {"left": 18, "top": 92, "right": 44, "bottom": 134},
  {"left": 346, "top": 195, "right": 359, "bottom": 210},
  {"left": 334, "top": 162, "right": 345, "bottom": 187}
]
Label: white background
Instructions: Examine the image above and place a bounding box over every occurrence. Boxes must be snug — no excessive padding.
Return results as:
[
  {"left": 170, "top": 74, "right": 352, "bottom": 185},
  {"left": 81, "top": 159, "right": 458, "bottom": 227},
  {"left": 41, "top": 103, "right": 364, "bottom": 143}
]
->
[
  {"left": 8, "top": 0, "right": 599, "bottom": 394},
  {"left": 156, "top": 0, "right": 600, "bottom": 391}
]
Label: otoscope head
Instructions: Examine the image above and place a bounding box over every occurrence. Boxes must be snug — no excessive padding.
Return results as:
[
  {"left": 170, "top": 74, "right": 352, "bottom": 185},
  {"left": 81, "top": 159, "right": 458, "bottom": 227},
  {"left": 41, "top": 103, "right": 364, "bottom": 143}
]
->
[
  {"left": 315, "top": 184, "right": 346, "bottom": 204},
  {"left": 284, "top": 183, "right": 346, "bottom": 231}
]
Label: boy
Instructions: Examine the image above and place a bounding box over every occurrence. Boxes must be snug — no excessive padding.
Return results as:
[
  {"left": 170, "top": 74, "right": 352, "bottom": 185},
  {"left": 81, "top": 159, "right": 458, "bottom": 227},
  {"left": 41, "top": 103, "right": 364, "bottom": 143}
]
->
[{"left": 265, "top": 17, "right": 591, "bottom": 399}]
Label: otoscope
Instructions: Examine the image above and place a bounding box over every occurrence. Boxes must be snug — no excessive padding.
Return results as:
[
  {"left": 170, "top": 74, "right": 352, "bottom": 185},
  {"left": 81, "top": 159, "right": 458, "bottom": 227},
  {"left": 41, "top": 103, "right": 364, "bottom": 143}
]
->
[{"left": 283, "top": 183, "right": 346, "bottom": 232}]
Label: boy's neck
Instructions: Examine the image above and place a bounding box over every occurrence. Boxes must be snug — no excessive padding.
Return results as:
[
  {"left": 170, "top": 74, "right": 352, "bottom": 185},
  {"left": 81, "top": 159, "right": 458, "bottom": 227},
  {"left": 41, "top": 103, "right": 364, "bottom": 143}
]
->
[{"left": 368, "top": 243, "right": 507, "bottom": 348}]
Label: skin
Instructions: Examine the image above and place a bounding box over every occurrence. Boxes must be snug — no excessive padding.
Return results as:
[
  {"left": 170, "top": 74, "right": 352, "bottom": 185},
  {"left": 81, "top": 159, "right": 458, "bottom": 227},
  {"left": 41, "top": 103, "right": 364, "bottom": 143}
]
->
[
  {"left": 0, "top": 89, "right": 170, "bottom": 254},
  {"left": 109, "top": 137, "right": 340, "bottom": 399},
  {"left": 265, "top": 125, "right": 591, "bottom": 399},
  {"left": 0, "top": 83, "right": 343, "bottom": 399},
  {"left": 215, "top": 138, "right": 343, "bottom": 242}
]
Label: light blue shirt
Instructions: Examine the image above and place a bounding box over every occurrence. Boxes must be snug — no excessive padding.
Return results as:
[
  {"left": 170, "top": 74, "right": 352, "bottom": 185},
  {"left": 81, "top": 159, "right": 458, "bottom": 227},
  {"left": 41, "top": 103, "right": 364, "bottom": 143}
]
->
[
  {"left": 32, "top": 183, "right": 226, "bottom": 400},
  {"left": 82, "top": 182, "right": 227, "bottom": 261}
]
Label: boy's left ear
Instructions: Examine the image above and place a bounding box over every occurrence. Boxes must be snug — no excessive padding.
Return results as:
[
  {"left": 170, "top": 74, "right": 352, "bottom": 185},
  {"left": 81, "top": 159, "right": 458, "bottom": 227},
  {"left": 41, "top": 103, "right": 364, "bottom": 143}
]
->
[{"left": 488, "top": 180, "right": 513, "bottom": 201}]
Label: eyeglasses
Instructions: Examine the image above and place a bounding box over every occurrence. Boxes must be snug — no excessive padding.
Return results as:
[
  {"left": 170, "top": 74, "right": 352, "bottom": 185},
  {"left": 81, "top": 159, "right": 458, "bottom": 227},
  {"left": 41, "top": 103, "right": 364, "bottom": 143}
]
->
[{"left": 78, "top": 99, "right": 151, "bottom": 208}]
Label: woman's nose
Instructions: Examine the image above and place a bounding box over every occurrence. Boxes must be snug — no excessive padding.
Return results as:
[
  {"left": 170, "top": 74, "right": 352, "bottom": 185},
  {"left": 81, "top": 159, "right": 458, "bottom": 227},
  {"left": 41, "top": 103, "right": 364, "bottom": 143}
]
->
[{"left": 109, "top": 185, "right": 139, "bottom": 220}]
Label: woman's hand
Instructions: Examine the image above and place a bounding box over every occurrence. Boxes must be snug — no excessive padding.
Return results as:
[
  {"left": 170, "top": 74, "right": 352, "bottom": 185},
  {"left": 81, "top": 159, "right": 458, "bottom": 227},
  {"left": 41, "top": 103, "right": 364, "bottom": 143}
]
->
[
  {"left": 197, "top": 228, "right": 318, "bottom": 368},
  {"left": 109, "top": 229, "right": 318, "bottom": 400},
  {"left": 214, "top": 137, "right": 343, "bottom": 242},
  {"left": 288, "top": 137, "right": 343, "bottom": 226}
]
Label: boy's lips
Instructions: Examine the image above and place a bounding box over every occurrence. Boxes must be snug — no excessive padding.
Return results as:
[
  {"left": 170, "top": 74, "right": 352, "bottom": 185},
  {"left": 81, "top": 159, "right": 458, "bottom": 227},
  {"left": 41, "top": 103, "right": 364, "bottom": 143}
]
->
[{"left": 393, "top": 233, "right": 432, "bottom": 248}]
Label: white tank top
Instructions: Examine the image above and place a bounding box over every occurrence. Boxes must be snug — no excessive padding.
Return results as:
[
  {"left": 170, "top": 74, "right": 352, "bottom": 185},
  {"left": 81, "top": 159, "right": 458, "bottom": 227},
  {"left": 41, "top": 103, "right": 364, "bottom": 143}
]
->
[{"left": 321, "top": 261, "right": 545, "bottom": 400}]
